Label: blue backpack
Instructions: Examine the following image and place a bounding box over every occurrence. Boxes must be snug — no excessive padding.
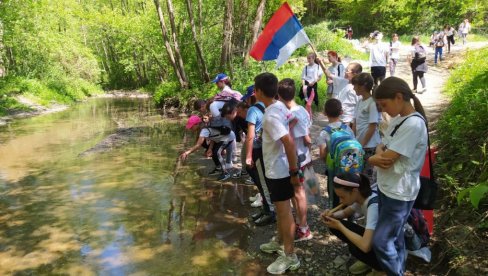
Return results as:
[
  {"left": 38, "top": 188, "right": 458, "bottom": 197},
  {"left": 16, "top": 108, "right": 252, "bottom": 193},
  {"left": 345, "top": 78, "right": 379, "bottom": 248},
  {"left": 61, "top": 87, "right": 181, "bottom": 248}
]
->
[{"left": 324, "top": 123, "right": 364, "bottom": 174}]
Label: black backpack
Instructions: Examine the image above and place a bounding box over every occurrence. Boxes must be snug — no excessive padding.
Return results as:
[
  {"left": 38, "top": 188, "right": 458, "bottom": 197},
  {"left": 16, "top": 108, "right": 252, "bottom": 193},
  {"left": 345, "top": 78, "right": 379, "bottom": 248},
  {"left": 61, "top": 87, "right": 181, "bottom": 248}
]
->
[
  {"left": 414, "top": 45, "right": 426, "bottom": 61},
  {"left": 206, "top": 117, "right": 232, "bottom": 137}
]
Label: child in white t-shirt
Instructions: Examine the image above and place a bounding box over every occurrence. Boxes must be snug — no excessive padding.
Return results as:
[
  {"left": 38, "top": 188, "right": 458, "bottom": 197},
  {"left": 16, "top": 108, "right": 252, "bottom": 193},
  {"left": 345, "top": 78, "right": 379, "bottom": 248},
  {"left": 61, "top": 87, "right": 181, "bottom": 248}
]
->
[
  {"left": 277, "top": 78, "right": 313, "bottom": 242},
  {"left": 351, "top": 73, "right": 381, "bottom": 184},
  {"left": 301, "top": 52, "right": 323, "bottom": 107},
  {"left": 255, "top": 73, "right": 301, "bottom": 274},
  {"left": 326, "top": 51, "right": 345, "bottom": 99},
  {"left": 368, "top": 77, "right": 428, "bottom": 275},
  {"left": 324, "top": 62, "right": 362, "bottom": 126},
  {"left": 389, "top": 34, "right": 401, "bottom": 76}
]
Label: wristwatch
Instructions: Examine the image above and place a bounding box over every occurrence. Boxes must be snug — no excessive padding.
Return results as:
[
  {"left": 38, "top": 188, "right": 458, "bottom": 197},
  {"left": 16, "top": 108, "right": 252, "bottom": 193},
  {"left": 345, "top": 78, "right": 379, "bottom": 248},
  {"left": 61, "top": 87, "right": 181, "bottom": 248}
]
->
[{"left": 289, "top": 169, "right": 299, "bottom": 177}]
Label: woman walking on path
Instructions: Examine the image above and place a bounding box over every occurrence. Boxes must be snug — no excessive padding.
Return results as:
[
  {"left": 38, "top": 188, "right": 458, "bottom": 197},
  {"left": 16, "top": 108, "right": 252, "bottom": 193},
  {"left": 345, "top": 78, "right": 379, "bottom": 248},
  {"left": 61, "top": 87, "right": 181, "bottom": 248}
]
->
[
  {"left": 369, "top": 77, "right": 428, "bottom": 276},
  {"left": 444, "top": 24, "right": 456, "bottom": 53},
  {"left": 326, "top": 51, "right": 345, "bottom": 99},
  {"left": 300, "top": 53, "right": 323, "bottom": 107},
  {"left": 434, "top": 30, "right": 445, "bottom": 65},
  {"left": 389, "top": 34, "right": 401, "bottom": 76},
  {"left": 366, "top": 31, "right": 389, "bottom": 86},
  {"left": 407, "top": 37, "right": 428, "bottom": 94},
  {"left": 459, "top": 19, "right": 471, "bottom": 45}
]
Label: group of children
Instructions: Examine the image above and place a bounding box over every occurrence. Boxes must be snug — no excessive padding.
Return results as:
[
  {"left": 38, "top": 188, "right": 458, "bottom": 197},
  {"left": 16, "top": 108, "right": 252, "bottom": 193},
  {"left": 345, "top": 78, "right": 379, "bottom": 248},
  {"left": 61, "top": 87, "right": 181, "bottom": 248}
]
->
[{"left": 180, "top": 53, "right": 429, "bottom": 274}]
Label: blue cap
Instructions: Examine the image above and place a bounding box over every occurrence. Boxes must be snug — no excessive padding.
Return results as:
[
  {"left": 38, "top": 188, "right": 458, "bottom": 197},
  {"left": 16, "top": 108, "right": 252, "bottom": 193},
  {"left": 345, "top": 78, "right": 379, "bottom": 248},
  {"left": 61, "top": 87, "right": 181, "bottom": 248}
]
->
[
  {"left": 211, "top": 73, "right": 228, "bottom": 83},
  {"left": 241, "top": 85, "right": 254, "bottom": 102}
]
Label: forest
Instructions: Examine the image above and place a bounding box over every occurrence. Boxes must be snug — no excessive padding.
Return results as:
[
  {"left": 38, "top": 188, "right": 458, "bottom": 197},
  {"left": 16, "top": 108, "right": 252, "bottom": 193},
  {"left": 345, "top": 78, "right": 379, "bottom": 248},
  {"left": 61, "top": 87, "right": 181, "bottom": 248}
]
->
[{"left": 1, "top": 0, "right": 487, "bottom": 110}]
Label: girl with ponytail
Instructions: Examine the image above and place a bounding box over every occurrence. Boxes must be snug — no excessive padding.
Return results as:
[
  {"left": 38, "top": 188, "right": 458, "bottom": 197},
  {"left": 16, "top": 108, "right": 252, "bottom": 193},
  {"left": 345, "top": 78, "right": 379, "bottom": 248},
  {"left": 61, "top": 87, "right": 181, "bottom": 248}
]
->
[
  {"left": 368, "top": 76, "right": 428, "bottom": 275},
  {"left": 321, "top": 173, "right": 382, "bottom": 274}
]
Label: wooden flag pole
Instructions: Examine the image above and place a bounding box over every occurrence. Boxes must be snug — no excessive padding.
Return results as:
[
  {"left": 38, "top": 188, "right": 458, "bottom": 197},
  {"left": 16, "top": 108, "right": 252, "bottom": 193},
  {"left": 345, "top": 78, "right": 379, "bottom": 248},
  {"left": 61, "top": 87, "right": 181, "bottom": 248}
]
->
[{"left": 308, "top": 42, "right": 328, "bottom": 75}]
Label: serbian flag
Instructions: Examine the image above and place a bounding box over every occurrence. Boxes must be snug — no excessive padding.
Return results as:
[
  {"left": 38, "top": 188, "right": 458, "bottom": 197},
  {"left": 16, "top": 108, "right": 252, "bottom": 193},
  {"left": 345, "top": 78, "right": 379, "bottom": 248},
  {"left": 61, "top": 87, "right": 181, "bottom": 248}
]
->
[{"left": 250, "top": 2, "right": 310, "bottom": 67}]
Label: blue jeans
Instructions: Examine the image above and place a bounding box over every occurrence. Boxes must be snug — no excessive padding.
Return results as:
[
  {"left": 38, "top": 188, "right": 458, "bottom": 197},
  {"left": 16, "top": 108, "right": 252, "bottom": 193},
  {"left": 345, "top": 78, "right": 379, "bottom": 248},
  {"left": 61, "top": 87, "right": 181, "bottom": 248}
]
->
[
  {"left": 434, "top": 47, "right": 443, "bottom": 64},
  {"left": 373, "top": 190, "right": 415, "bottom": 276}
]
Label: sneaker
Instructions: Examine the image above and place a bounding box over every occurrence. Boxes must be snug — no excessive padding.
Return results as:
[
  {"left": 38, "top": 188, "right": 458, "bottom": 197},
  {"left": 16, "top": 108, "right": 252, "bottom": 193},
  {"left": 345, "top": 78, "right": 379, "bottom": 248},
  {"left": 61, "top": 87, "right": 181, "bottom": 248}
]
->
[
  {"left": 208, "top": 167, "right": 222, "bottom": 176},
  {"left": 251, "top": 210, "right": 264, "bottom": 221},
  {"left": 217, "top": 172, "right": 231, "bottom": 181},
  {"left": 241, "top": 170, "right": 248, "bottom": 176},
  {"left": 231, "top": 171, "right": 242, "bottom": 179},
  {"left": 412, "top": 89, "right": 417, "bottom": 94},
  {"left": 295, "top": 226, "right": 313, "bottom": 242},
  {"left": 417, "top": 87, "right": 426, "bottom": 94},
  {"left": 260, "top": 238, "right": 282, "bottom": 254},
  {"left": 267, "top": 254, "right": 300, "bottom": 274},
  {"left": 249, "top": 193, "right": 261, "bottom": 202},
  {"left": 254, "top": 213, "right": 276, "bottom": 226},
  {"left": 349, "top": 260, "right": 371, "bottom": 275},
  {"left": 250, "top": 197, "right": 263, "bottom": 208},
  {"left": 245, "top": 177, "right": 254, "bottom": 185}
]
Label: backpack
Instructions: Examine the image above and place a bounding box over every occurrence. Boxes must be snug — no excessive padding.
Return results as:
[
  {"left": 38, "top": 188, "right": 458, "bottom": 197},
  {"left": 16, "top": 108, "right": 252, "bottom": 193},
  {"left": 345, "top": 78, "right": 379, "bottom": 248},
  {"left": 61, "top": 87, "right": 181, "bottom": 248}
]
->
[
  {"left": 206, "top": 117, "right": 232, "bottom": 137},
  {"left": 406, "top": 208, "right": 430, "bottom": 249},
  {"left": 324, "top": 123, "right": 364, "bottom": 174},
  {"left": 414, "top": 45, "right": 427, "bottom": 61},
  {"left": 435, "top": 36, "right": 445, "bottom": 47}
]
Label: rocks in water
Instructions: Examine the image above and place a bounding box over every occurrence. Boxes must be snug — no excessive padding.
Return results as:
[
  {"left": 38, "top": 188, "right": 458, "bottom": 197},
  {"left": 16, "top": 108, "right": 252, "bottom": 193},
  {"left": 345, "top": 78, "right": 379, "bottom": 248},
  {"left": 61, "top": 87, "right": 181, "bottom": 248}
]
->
[{"left": 79, "top": 127, "right": 147, "bottom": 157}]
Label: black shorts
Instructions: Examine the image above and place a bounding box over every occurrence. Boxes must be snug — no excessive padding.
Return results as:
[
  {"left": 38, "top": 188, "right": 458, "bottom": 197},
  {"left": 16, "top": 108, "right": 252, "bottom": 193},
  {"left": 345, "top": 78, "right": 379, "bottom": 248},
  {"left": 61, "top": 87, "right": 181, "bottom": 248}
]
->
[
  {"left": 266, "top": 176, "right": 294, "bottom": 202},
  {"left": 371, "top": 66, "right": 386, "bottom": 79}
]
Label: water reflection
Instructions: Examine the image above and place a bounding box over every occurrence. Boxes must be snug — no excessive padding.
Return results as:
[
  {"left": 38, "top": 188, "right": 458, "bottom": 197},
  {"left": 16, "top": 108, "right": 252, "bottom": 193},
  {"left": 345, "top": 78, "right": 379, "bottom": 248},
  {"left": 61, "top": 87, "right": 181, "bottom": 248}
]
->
[{"left": 0, "top": 98, "right": 257, "bottom": 275}]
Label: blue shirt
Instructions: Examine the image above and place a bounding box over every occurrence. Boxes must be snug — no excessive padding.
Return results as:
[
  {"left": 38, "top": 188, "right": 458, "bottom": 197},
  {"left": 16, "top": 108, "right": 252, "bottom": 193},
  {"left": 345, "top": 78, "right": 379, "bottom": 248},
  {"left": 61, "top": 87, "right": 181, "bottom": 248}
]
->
[{"left": 246, "top": 102, "right": 265, "bottom": 148}]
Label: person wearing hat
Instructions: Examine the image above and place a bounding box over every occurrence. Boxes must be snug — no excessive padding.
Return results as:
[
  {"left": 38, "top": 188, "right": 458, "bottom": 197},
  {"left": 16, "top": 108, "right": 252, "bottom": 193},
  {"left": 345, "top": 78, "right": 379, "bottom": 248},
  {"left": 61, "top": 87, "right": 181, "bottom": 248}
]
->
[{"left": 209, "top": 73, "right": 242, "bottom": 118}]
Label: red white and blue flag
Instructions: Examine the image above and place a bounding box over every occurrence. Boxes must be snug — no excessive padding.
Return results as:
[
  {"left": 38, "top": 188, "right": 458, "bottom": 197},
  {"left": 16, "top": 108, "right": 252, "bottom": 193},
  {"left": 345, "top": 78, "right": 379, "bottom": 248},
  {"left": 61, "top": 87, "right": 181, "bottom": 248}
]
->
[{"left": 250, "top": 2, "right": 311, "bottom": 67}]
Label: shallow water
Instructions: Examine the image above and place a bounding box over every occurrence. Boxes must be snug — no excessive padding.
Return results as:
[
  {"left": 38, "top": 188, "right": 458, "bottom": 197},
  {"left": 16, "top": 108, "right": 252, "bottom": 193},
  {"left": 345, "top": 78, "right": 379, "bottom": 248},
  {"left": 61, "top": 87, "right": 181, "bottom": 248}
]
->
[{"left": 0, "top": 98, "right": 258, "bottom": 275}]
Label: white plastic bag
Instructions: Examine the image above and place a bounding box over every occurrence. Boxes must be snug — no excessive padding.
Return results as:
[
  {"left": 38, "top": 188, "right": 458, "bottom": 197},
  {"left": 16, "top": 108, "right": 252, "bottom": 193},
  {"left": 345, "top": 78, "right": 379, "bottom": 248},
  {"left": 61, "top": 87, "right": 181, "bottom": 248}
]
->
[{"left": 303, "top": 166, "right": 320, "bottom": 205}]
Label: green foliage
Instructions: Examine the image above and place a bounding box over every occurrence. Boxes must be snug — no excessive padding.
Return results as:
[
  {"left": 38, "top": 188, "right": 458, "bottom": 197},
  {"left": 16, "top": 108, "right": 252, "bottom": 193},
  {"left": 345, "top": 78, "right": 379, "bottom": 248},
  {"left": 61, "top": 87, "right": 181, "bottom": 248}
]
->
[{"left": 436, "top": 48, "right": 488, "bottom": 210}]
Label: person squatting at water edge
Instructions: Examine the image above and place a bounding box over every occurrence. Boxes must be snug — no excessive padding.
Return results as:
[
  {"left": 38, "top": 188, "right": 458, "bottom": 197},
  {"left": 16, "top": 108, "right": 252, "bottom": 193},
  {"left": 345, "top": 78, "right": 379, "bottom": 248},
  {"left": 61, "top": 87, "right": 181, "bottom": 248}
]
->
[{"left": 322, "top": 173, "right": 383, "bottom": 276}]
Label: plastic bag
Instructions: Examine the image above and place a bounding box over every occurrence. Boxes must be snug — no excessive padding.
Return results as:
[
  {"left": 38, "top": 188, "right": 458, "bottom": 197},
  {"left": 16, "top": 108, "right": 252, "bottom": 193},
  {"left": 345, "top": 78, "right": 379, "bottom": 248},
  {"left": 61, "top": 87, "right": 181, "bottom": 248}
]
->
[{"left": 303, "top": 166, "right": 320, "bottom": 205}]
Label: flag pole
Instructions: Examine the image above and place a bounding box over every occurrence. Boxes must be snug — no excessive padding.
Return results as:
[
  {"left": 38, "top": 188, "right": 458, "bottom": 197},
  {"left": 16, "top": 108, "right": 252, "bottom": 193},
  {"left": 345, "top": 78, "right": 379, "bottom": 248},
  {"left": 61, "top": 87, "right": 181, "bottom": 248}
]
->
[{"left": 308, "top": 42, "right": 328, "bottom": 74}]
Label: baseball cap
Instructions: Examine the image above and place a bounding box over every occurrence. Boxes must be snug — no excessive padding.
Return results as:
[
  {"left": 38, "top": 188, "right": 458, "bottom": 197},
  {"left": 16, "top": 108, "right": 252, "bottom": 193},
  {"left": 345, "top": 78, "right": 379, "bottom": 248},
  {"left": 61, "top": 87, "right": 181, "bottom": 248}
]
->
[
  {"left": 211, "top": 73, "right": 228, "bottom": 83},
  {"left": 241, "top": 85, "right": 255, "bottom": 102},
  {"left": 185, "top": 115, "right": 202, "bottom": 129}
]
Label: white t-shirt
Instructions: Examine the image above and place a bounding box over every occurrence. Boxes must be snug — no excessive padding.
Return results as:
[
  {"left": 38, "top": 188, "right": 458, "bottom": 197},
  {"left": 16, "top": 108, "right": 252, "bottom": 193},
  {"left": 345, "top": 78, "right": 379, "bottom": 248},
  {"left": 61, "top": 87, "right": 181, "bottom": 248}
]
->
[
  {"left": 290, "top": 105, "right": 312, "bottom": 167},
  {"left": 199, "top": 128, "right": 235, "bottom": 143},
  {"left": 377, "top": 113, "right": 428, "bottom": 201},
  {"left": 368, "top": 42, "right": 389, "bottom": 67},
  {"left": 317, "top": 121, "right": 355, "bottom": 149},
  {"left": 335, "top": 81, "right": 360, "bottom": 123},
  {"left": 390, "top": 41, "right": 401, "bottom": 60},
  {"left": 350, "top": 194, "right": 379, "bottom": 230},
  {"left": 301, "top": 64, "right": 323, "bottom": 83},
  {"left": 461, "top": 22, "right": 471, "bottom": 34},
  {"left": 262, "top": 101, "right": 294, "bottom": 179},
  {"left": 354, "top": 97, "right": 382, "bottom": 149},
  {"left": 446, "top": 27, "right": 455, "bottom": 36},
  {"left": 209, "top": 101, "right": 225, "bottom": 118}
]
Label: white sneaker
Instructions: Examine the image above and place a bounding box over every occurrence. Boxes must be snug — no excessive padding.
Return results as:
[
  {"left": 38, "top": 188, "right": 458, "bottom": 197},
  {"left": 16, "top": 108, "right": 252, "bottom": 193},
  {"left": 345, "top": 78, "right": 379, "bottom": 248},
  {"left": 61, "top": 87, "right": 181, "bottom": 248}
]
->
[
  {"left": 249, "top": 193, "right": 261, "bottom": 202},
  {"left": 260, "top": 239, "right": 282, "bottom": 254},
  {"left": 267, "top": 254, "right": 300, "bottom": 274},
  {"left": 251, "top": 197, "right": 263, "bottom": 207},
  {"left": 245, "top": 177, "right": 254, "bottom": 184}
]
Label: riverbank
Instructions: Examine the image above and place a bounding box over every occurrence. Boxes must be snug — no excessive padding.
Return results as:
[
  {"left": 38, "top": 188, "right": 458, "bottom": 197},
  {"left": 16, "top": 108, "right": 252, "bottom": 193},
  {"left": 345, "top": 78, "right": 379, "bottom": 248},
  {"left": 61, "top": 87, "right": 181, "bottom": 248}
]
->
[{"left": 0, "top": 90, "right": 151, "bottom": 126}]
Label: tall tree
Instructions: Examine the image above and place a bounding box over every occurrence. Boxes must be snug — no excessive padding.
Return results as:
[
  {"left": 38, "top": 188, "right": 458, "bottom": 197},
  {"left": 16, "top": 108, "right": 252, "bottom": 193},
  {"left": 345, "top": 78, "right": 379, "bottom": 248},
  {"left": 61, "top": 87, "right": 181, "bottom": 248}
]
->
[
  {"left": 153, "top": 0, "right": 187, "bottom": 88},
  {"left": 0, "top": 18, "right": 5, "bottom": 77},
  {"left": 243, "top": 0, "right": 266, "bottom": 66},
  {"left": 220, "top": 0, "right": 234, "bottom": 72},
  {"left": 185, "top": 0, "right": 210, "bottom": 82},
  {"left": 165, "top": 0, "right": 188, "bottom": 86}
]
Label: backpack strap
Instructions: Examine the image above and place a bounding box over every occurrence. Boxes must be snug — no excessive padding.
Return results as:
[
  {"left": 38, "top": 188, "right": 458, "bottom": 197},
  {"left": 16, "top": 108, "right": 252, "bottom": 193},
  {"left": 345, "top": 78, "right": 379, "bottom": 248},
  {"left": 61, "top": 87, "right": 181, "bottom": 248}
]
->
[
  {"left": 390, "top": 114, "right": 435, "bottom": 180},
  {"left": 367, "top": 195, "right": 378, "bottom": 208},
  {"left": 337, "top": 64, "right": 341, "bottom": 77},
  {"left": 252, "top": 103, "right": 265, "bottom": 114}
]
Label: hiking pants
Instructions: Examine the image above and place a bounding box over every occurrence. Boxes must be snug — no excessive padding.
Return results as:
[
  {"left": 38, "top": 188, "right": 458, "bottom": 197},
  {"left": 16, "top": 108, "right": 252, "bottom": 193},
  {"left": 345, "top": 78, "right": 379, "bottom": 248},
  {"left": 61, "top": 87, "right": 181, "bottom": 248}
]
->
[
  {"left": 373, "top": 190, "right": 415, "bottom": 276},
  {"left": 412, "top": 71, "right": 426, "bottom": 90},
  {"left": 329, "top": 221, "right": 382, "bottom": 271},
  {"left": 447, "top": 35, "right": 455, "bottom": 52},
  {"left": 212, "top": 140, "right": 234, "bottom": 170}
]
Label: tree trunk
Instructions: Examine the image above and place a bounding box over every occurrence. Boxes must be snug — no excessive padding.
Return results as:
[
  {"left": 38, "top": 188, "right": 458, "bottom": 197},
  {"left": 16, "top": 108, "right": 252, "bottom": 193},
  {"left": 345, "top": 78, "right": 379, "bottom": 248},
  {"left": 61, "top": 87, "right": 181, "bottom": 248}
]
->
[
  {"left": 165, "top": 0, "right": 189, "bottom": 86},
  {"left": 184, "top": 0, "right": 209, "bottom": 82},
  {"left": 233, "top": 0, "right": 248, "bottom": 57},
  {"left": 243, "top": 0, "right": 266, "bottom": 66},
  {"left": 220, "top": 0, "right": 233, "bottom": 72},
  {"left": 197, "top": 0, "right": 203, "bottom": 37},
  {"left": 153, "top": 0, "right": 187, "bottom": 88},
  {"left": 0, "top": 19, "right": 5, "bottom": 77}
]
